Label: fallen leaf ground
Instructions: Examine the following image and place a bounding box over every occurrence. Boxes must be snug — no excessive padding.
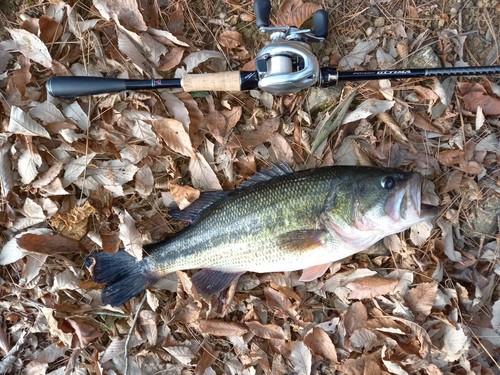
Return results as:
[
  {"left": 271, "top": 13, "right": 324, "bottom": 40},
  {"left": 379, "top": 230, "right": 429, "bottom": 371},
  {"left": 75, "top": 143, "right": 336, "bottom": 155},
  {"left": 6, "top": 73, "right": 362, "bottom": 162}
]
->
[{"left": 0, "top": 0, "right": 499, "bottom": 374}]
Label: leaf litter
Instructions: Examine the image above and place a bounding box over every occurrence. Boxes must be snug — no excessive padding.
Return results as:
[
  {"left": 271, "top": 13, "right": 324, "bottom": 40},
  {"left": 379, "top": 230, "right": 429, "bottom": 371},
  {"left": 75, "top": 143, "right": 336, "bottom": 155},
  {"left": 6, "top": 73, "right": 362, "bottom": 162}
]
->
[{"left": 0, "top": 0, "right": 499, "bottom": 374}]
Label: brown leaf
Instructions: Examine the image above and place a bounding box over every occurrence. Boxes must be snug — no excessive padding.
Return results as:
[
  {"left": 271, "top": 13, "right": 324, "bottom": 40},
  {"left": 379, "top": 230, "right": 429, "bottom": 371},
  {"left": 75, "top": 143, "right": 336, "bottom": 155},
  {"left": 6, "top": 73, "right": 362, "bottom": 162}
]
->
[
  {"left": 16, "top": 232, "right": 87, "bottom": 255},
  {"left": 66, "top": 318, "right": 101, "bottom": 348},
  {"left": 229, "top": 117, "right": 280, "bottom": 149},
  {"left": 7, "top": 55, "right": 31, "bottom": 98},
  {"left": 412, "top": 112, "right": 443, "bottom": 133},
  {"left": 194, "top": 344, "right": 220, "bottom": 375},
  {"left": 436, "top": 149, "right": 465, "bottom": 166},
  {"left": 304, "top": 327, "right": 337, "bottom": 362},
  {"left": 218, "top": 30, "right": 243, "bottom": 49},
  {"left": 158, "top": 46, "right": 184, "bottom": 71},
  {"left": 152, "top": 118, "right": 194, "bottom": 157},
  {"left": 269, "top": 133, "right": 294, "bottom": 165},
  {"left": 264, "top": 286, "right": 302, "bottom": 324},
  {"left": 344, "top": 301, "right": 368, "bottom": 335},
  {"left": 276, "top": 0, "right": 322, "bottom": 28},
  {"left": 346, "top": 276, "right": 398, "bottom": 300},
  {"left": 39, "top": 16, "right": 63, "bottom": 44},
  {"left": 198, "top": 319, "right": 248, "bottom": 336},
  {"left": 462, "top": 92, "right": 500, "bottom": 115},
  {"left": 168, "top": 182, "right": 200, "bottom": 210},
  {"left": 50, "top": 202, "right": 97, "bottom": 240},
  {"left": 405, "top": 282, "right": 438, "bottom": 320},
  {"left": 246, "top": 321, "right": 286, "bottom": 340}
]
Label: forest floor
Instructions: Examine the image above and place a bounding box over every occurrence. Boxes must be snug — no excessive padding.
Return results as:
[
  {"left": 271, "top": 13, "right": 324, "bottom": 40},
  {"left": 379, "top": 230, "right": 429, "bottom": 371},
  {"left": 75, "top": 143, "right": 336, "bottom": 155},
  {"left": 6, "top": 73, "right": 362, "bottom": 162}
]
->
[{"left": 0, "top": 0, "right": 499, "bottom": 374}]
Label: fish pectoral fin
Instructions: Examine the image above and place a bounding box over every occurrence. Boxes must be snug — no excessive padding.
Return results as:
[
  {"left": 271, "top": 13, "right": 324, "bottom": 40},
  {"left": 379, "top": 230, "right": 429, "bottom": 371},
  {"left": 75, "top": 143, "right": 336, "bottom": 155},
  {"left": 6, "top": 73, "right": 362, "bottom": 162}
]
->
[
  {"left": 192, "top": 269, "right": 244, "bottom": 297},
  {"left": 277, "top": 229, "right": 327, "bottom": 252},
  {"left": 299, "top": 262, "right": 333, "bottom": 282}
]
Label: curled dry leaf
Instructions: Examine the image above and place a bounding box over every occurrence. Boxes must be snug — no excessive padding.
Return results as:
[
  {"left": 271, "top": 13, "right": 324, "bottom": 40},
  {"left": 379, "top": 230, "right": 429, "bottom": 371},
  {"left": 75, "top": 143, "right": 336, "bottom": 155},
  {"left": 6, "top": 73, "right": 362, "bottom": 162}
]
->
[{"left": 50, "top": 201, "right": 96, "bottom": 240}]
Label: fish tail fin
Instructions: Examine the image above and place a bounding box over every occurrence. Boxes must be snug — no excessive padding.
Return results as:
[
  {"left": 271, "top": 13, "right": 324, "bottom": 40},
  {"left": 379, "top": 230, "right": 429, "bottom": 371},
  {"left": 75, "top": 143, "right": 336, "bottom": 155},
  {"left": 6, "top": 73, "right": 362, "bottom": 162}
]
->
[{"left": 85, "top": 250, "right": 159, "bottom": 306}]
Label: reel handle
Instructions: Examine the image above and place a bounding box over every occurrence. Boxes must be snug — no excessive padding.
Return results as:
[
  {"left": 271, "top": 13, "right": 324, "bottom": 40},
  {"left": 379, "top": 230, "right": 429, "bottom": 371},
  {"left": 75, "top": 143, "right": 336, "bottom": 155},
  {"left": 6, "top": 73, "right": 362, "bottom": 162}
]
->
[
  {"left": 312, "top": 10, "right": 329, "bottom": 39},
  {"left": 254, "top": 0, "right": 271, "bottom": 29}
]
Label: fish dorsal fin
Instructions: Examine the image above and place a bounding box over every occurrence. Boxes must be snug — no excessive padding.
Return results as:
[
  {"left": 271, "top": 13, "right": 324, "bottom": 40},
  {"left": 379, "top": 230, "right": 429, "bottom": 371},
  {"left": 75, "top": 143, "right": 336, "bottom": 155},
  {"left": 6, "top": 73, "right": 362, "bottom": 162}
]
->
[
  {"left": 237, "top": 162, "right": 294, "bottom": 190},
  {"left": 169, "top": 191, "right": 229, "bottom": 223}
]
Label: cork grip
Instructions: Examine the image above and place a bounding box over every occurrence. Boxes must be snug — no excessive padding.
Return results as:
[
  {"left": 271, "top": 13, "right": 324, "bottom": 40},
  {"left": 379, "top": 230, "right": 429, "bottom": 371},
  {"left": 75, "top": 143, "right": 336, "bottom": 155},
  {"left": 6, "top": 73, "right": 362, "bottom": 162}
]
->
[{"left": 181, "top": 71, "right": 241, "bottom": 92}]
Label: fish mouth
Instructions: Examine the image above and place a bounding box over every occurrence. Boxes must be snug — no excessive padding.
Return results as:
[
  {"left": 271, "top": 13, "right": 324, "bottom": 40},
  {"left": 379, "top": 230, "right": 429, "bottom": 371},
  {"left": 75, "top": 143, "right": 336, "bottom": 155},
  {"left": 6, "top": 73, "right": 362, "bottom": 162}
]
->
[{"left": 385, "top": 174, "right": 438, "bottom": 222}]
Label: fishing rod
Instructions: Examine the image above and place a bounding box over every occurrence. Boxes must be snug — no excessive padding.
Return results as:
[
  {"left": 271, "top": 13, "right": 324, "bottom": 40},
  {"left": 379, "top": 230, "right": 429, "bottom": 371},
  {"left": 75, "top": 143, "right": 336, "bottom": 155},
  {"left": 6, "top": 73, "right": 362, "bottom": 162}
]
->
[{"left": 46, "top": 0, "right": 500, "bottom": 98}]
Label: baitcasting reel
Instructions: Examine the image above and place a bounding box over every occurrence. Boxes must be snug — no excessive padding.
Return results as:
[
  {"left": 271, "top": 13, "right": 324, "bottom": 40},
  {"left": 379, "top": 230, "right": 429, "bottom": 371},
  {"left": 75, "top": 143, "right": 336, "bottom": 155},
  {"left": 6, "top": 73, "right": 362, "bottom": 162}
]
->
[{"left": 254, "top": 0, "right": 328, "bottom": 95}]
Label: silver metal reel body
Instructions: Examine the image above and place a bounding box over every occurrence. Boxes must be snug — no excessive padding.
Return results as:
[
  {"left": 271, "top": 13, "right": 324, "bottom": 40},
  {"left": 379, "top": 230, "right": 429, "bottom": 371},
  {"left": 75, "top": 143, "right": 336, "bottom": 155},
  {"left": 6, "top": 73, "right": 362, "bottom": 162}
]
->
[{"left": 256, "top": 27, "right": 322, "bottom": 95}]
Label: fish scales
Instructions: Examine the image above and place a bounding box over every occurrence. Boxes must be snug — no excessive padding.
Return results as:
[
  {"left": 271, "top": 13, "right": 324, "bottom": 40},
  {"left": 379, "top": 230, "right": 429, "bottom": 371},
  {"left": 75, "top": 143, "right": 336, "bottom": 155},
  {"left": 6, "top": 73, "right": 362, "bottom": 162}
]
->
[
  {"left": 149, "top": 168, "right": 340, "bottom": 273},
  {"left": 85, "top": 165, "right": 438, "bottom": 306}
]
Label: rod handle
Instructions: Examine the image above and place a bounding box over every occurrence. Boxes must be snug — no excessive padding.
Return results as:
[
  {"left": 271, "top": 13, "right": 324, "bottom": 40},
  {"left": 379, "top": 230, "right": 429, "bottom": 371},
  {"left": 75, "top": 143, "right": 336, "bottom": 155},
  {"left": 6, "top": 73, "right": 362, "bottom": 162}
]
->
[
  {"left": 181, "top": 71, "right": 241, "bottom": 92},
  {"left": 254, "top": 0, "right": 271, "bottom": 28},
  {"left": 46, "top": 76, "right": 127, "bottom": 97}
]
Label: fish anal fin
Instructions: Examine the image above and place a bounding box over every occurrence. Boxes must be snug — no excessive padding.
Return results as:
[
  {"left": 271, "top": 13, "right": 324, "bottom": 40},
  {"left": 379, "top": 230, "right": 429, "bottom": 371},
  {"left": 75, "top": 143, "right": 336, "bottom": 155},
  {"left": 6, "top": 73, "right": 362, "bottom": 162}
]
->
[
  {"left": 277, "top": 229, "right": 327, "bottom": 252},
  {"left": 192, "top": 269, "right": 244, "bottom": 297},
  {"left": 299, "top": 262, "right": 333, "bottom": 282}
]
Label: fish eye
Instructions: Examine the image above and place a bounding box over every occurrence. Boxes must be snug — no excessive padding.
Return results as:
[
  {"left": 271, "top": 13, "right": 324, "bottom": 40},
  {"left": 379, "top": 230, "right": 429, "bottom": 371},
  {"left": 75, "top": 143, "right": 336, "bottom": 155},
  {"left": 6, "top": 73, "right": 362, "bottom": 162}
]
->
[{"left": 381, "top": 175, "right": 396, "bottom": 190}]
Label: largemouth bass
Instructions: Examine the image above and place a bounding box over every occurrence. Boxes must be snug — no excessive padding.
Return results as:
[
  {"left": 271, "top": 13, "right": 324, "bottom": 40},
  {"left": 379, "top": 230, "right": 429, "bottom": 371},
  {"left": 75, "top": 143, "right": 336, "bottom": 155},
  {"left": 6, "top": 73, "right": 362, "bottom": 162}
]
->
[{"left": 86, "top": 164, "right": 437, "bottom": 306}]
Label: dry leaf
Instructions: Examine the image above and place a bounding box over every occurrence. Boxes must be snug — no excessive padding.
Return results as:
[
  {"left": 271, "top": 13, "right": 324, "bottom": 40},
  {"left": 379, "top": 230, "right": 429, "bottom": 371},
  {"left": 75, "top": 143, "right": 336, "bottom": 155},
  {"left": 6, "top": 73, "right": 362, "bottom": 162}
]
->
[
  {"left": 18, "top": 143, "right": 42, "bottom": 184},
  {"left": 304, "top": 327, "right": 337, "bottom": 362},
  {"left": 7, "top": 28, "right": 52, "bottom": 68},
  {"left": 16, "top": 232, "right": 87, "bottom": 255},
  {"left": 117, "top": 209, "right": 143, "bottom": 259},
  {"left": 230, "top": 117, "right": 280, "bottom": 149},
  {"left": 338, "top": 40, "right": 378, "bottom": 69},
  {"left": 168, "top": 182, "right": 200, "bottom": 210},
  {"left": 219, "top": 30, "right": 243, "bottom": 49},
  {"left": 405, "top": 282, "right": 438, "bottom": 320},
  {"left": 343, "top": 99, "right": 394, "bottom": 124},
  {"left": 246, "top": 321, "right": 286, "bottom": 340},
  {"left": 62, "top": 152, "right": 97, "bottom": 187},
  {"left": 8, "top": 106, "right": 50, "bottom": 138},
  {"left": 153, "top": 118, "right": 194, "bottom": 157},
  {"left": 276, "top": 0, "right": 321, "bottom": 28},
  {"left": 346, "top": 276, "right": 398, "bottom": 299},
  {"left": 158, "top": 46, "right": 185, "bottom": 71},
  {"left": 189, "top": 151, "right": 222, "bottom": 191},
  {"left": 50, "top": 202, "right": 96, "bottom": 240},
  {"left": 93, "top": 0, "right": 147, "bottom": 31},
  {"left": 288, "top": 341, "right": 312, "bottom": 375},
  {"left": 198, "top": 319, "right": 248, "bottom": 337}
]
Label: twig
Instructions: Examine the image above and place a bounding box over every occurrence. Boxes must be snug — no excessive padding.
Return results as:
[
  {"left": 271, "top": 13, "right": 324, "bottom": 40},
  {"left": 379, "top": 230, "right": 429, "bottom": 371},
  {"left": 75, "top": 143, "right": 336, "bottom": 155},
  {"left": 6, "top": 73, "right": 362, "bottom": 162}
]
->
[{"left": 124, "top": 294, "right": 147, "bottom": 375}]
